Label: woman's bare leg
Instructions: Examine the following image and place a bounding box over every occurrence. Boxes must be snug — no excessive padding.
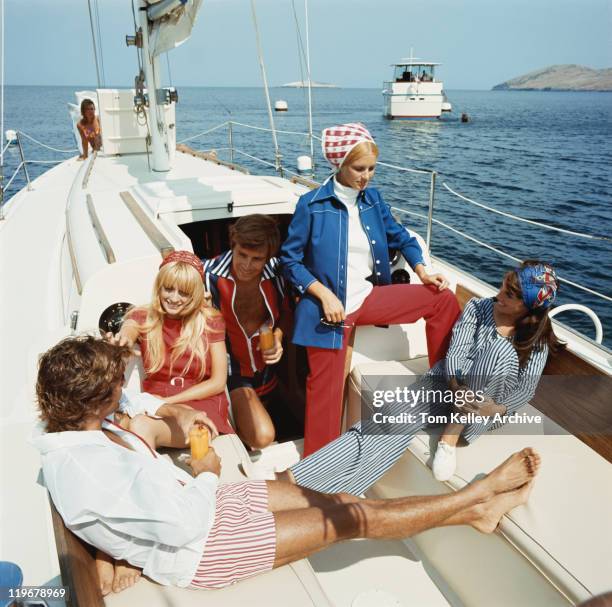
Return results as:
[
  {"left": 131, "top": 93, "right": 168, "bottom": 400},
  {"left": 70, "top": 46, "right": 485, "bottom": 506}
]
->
[
  {"left": 272, "top": 447, "right": 540, "bottom": 567},
  {"left": 231, "top": 387, "right": 276, "bottom": 450},
  {"left": 439, "top": 422, "right": 465, "bottom": 447}
]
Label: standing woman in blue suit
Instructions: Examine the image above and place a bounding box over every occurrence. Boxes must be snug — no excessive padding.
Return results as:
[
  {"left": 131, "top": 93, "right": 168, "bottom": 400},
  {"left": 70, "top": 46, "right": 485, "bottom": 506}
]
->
[{"left": 280, "top": 123, "right": 461, "bottom": 456}]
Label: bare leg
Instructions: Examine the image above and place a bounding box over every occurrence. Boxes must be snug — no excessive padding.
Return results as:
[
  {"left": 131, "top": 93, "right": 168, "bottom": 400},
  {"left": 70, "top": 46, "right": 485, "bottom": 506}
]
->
[
  {"left": 231, "top": 387, "right": 275, "bottom": 450},
  {"left": 95, "top": 550, "right": 114, "bottom": 596},
  {"left": 272, "top": 448, "right": 540, "bottom": 567},
  {"left": 439, "top": 422, "right": 465, "bottom": 447},
  {"left": 266, "top": 480, "right": 360, "bottom": 512}
]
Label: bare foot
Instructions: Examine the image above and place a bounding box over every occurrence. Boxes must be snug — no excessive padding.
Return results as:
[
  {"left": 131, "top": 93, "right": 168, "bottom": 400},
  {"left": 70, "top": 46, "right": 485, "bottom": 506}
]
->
[
  {"left": 470, "top": 481, "right": 533, "bottom": 534},
  {"left": 112, "top": 560, "right": 142, "bottom": 594},
  {"left": 95, "top": 550, "right": 114, "bottom": 596},
  {"left": 478, "top": 448, "right": 540, "bottom": 498}
]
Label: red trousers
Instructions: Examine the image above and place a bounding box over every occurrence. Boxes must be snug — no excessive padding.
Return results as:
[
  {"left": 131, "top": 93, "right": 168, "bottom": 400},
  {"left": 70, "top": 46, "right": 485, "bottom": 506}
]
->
[{"left": 303, "top": 285, "right": 461, "bottom": 456}]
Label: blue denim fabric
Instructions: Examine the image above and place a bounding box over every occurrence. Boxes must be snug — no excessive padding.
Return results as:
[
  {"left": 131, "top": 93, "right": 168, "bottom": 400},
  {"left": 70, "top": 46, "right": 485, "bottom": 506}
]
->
[{"left": 279, "top": 178, "right": 425, "bottom": 349}]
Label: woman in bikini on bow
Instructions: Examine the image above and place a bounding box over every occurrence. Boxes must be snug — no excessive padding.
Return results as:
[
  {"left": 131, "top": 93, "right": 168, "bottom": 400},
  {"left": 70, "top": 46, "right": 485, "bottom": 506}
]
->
[{"left": 77, "top": 98, "right": 102, "bottom": 160}]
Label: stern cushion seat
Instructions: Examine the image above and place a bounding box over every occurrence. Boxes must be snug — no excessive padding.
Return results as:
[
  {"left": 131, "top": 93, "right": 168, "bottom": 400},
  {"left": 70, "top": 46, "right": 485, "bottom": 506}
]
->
[{"left": 348, "top": 359, "right": 612, "bottom": 600}]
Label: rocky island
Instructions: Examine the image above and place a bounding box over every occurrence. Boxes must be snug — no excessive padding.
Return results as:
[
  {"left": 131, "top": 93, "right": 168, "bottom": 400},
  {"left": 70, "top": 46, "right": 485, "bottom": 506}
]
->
[{"left": 492, "top": 64, "right": 612, "bottom": 91}]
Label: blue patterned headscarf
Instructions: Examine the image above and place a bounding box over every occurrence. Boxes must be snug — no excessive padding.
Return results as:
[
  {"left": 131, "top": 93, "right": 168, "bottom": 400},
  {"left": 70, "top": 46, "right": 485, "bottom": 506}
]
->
[{"left": 515, "top": 264, "right": 558, "bottom": 310}]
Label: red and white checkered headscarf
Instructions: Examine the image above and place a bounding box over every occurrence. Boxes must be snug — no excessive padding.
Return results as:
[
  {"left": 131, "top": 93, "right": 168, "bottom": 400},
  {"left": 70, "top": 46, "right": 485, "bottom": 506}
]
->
[{"left": 321, "top": 123, "right": 376, "bottom": 169}]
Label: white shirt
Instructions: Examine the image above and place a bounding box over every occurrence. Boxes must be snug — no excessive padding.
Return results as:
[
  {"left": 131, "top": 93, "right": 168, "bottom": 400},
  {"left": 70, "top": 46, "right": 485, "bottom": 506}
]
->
[
  {"left": 31, "top": 390, "right": 218, "bottom": 587},
  {"left": 333, "top": 177, "right": 374, "bottom": 313}
]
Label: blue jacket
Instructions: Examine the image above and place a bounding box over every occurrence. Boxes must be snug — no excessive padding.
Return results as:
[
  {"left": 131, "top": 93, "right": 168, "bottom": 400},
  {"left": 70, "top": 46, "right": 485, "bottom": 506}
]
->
[{"left": 279, "top": 178, "right": 425, "bottom": 349}]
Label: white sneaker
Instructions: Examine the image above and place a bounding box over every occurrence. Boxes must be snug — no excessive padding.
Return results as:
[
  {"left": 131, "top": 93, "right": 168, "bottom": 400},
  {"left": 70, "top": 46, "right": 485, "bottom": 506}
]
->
[{"left": 432, "top": 441, "right": 457, "bottom": 481}]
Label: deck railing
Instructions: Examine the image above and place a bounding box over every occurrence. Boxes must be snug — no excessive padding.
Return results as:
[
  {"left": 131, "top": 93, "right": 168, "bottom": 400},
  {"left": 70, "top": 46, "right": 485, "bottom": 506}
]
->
[{"left": 2, "top": 122, "right": 610, "bottom": 322}]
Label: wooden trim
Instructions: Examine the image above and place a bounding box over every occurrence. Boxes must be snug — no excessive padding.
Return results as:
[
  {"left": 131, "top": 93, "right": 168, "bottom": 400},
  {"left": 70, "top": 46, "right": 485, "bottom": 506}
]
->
[
  {"left": 50, "top": 497, "right": 104, "bottom": 607},
  {"left": 176, "top": 144, "right": 250, "bottom": 174},
  {"left": 120, "top": 191, "right": 174, "bottom": 258},
  {"left": 289, "top": 175, "right": 319, "bottom": 190},
  {"left": 455, "top": 283, "right": 476, "bottom": 311},
  {"left": 65, "top": 215, "right": 83, "bottom": 295},
  {"left": 86, "top": 194, "right": 116, "bottom": 264},
  {"left": 81, "top": 151, "right": 97, "bottom": 189}
]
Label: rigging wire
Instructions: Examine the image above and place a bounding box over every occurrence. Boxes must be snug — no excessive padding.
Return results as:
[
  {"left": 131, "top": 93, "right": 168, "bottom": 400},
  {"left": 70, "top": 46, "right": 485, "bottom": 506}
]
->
[
  {"left": 290, "top": 0, "right": 308, "bottom": 105},
  {"left": 166, "top": 53, "right": 173, "bottom": 87},
  {"left": 303, "top": 0, "right": 315, "bottom": 170},
  {"left": 87, "top": 0, "right": 102, "bottom": 87},
  {"left": 93, "top": 0, "right": 106, "bottom": 86},
  {"left": 249, "top": 0, "right": 283, "bottom": 176}
]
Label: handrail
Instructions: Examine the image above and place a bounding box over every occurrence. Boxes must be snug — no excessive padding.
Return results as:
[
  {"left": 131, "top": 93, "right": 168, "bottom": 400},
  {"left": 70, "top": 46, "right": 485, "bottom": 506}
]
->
[
  {"left": 391, "top": 205, "right": 612, "bottom": 304},
  {"left": 176, "top": 143, "right": 250, "bottom": 174},
  {"left": 4, "top": 122, "right": 609, "bottom": 315},
  {"left": 442, "top": 182, "right": 611, "bottom": 243},
  {"left": 548, "top": 304, "right": 604, "bottom": 344},
  {"left": 15, "top": 130, "right": 78, "bottom": 153},
  {"left": 119, "top": 191, "right": 174, "bottom": 258},
  {"left": 177, "top": 121, "right": 230, "bottom": 145},
  {"left": 2, "top": 161, "right": 24, "bottom": 191},
  {"left": 86, "top": 193, "right": 115, "bottom": 264}
]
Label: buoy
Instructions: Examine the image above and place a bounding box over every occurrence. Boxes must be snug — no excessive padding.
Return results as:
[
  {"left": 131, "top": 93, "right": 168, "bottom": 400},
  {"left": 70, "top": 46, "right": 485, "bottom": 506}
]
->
[
  {"left": 297, "top": 155, "right": 313, "bottom": 173},
  {"left": 5, "top": 130, "right": 17, "bottom": 144},
  {"left": 461, "top": 113, "right": 470, "bottom": 123},
  {"left": 274, "top": 100, "right": 288, "bottom": 112}
]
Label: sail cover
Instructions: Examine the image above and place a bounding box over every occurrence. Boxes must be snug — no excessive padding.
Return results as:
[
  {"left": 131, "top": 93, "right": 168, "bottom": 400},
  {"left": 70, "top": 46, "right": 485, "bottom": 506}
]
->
[{"left": 148, "top": 0, "right": 204, "bottom": 57}]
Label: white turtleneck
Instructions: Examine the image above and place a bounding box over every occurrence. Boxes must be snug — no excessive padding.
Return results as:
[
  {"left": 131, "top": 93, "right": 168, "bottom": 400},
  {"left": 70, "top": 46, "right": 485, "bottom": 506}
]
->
[{"left": 333, "top": 177, "right": 374, "bottom": 314}]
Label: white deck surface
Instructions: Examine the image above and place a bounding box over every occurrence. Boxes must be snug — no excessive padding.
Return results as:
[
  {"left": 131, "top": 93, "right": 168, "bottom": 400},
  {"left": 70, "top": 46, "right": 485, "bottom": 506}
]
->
[{"left": 0, "top": 149, "right": 303, "bottom": 589}]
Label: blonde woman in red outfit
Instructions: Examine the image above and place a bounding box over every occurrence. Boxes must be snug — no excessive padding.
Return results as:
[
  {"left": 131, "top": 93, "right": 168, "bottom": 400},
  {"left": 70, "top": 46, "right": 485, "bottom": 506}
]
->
[{"left": 117, "top": 251, "right": 233, "bottom": 435}]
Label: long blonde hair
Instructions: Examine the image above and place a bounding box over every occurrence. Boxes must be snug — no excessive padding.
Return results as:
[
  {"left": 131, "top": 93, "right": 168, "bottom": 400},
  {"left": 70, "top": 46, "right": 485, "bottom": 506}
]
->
[{"left": 135, "top": 261, "right": 220, "bottom": 380}]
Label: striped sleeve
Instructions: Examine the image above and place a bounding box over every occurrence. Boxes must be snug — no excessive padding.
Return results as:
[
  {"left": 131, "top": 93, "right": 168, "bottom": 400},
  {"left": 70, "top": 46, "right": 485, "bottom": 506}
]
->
[
  {"left": 444, "top": 298, "right": 480, "bottom": 380},
  {"left": 498, "top": 345, "right": 549, "bottom": 414}
]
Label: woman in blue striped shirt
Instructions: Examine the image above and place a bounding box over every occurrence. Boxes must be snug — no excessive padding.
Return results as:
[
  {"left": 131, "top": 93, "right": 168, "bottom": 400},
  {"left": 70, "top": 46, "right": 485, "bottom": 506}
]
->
[
  {"left": 289, "top": 260, "right": 563, "bottom": 494},
  {"left": 431, "top": 260, "right": 563, "bottom": 480}
]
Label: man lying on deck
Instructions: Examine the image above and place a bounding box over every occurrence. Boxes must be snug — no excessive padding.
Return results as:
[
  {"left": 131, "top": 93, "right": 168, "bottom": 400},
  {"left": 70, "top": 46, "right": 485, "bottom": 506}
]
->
[{"left": 33, "top": 336, "right": 540, "bottom": 595}]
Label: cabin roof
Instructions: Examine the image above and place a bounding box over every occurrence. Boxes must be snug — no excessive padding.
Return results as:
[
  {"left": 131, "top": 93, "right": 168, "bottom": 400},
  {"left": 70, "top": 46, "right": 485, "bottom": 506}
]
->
[{"left": 392, "top": 60, "right": 441, "bottom": 67}]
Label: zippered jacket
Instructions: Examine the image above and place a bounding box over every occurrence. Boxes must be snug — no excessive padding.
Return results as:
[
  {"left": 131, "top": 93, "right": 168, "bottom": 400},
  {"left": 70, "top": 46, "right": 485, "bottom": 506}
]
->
[
  {"left": 279, "top": 178, "right": 425, "bottom": 349},
  {"left": 203, "top": 250, "right": 291, "bottom": 377}
]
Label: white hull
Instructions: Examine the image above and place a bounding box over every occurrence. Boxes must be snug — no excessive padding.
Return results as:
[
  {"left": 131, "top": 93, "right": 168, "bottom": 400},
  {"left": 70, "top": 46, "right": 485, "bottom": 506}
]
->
[{"left": 383, "top": 81, "right": 450, "bottom": 119}]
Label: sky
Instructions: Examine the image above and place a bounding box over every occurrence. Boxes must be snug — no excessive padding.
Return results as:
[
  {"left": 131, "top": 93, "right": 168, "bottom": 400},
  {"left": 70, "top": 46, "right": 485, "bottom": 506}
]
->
[{"left": 4, "top": 0, "right": 612, "bottom": 90}]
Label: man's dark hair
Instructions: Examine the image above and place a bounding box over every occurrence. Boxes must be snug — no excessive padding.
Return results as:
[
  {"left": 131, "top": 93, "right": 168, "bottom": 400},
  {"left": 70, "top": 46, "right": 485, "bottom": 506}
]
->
[
  {"left": 37, "top": 335, "right": 130, "bottom": 432},
  {"left": 229, "top": 214, "right": 280, "bottom": 258}
]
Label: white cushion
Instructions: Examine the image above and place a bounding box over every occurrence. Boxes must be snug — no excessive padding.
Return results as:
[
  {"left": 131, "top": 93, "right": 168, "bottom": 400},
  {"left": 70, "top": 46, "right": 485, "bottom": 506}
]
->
[{"left": 350, "top": 358, "right": 612, "bottom": 599}]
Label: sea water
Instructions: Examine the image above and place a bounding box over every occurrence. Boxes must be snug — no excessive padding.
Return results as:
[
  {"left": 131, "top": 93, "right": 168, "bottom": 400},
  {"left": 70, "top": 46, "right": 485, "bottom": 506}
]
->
[{"left": 2, "top": 86, "right": 611, "bottom": 345}]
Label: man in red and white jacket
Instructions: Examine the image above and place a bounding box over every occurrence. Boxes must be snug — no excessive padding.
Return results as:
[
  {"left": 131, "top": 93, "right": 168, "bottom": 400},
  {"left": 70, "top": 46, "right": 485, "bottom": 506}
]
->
[{"left": 203, "top": 215, "right": 293, "bottom": 449}]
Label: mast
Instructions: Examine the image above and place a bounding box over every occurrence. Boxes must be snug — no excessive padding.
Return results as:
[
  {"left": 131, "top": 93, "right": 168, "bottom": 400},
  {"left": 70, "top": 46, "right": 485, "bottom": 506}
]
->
[
  {"left": 304, "top": 0, "right": 314, "bottom": 172},
  {"left": 139, "top": 0, "right": 170, "bottom": 172}
]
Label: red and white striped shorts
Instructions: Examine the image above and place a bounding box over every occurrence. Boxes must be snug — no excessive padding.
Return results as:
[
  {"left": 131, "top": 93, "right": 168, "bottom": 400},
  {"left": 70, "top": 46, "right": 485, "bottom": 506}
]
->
[{"left": 190, "top": 480, "right": 277, "bottom": 589}]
